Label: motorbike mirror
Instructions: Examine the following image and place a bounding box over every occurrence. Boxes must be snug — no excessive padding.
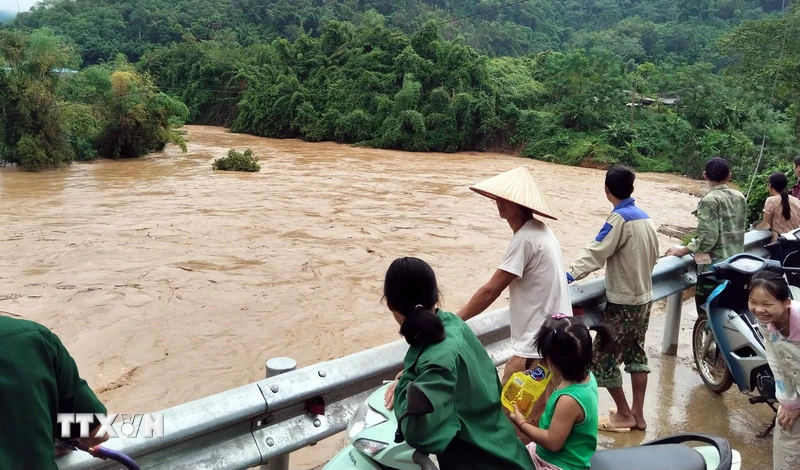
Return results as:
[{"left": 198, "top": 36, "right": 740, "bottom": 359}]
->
[
  {"left": 394, "top": 382, "right": 435, "bottom": 444},
  {"left": 406, "top": 383, "right": 434, "bottom": 417}
]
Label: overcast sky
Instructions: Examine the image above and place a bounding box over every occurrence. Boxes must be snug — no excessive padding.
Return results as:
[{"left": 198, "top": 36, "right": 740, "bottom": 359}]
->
[{"left": 0, "top": 0, "right": 38, "bottom": 12}]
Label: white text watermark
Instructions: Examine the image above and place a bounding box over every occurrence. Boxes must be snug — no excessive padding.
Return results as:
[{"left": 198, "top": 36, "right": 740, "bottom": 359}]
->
[{"left": 56, "top": 413, "right": 165, "bottom": 439}]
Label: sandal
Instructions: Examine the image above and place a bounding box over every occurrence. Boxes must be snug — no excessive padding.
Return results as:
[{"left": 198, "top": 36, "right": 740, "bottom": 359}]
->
[
  {"left": 609, "top": 407, "right": 647, "bottom": 431},
  {"left": 598, "top": 415, "right": 632, "bottom": 433}
]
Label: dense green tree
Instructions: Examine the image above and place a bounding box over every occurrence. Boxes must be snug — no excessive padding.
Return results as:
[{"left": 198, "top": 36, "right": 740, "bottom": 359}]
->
[
  {"left": 0, "top": 30, "right": 188, "bottom": 170},
  {"left": 720, "top": 2, "right": 800, "bottom": 132},
  {"left": 0, "top": 29, "right": 78, "bottom": 170},
  {"left": 90, "top": 69, "right": 188, "bottom": 158}
]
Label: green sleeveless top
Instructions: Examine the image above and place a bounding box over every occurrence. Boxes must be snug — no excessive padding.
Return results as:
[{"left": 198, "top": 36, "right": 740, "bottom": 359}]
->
[{"left": 536, "top": 373, "right": 598, "bottom": 470}]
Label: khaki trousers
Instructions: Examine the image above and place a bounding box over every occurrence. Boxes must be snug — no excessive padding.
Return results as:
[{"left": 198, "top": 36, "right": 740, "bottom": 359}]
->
[{"left": 775, "top": 417, "right": 800, "bottom": 470}]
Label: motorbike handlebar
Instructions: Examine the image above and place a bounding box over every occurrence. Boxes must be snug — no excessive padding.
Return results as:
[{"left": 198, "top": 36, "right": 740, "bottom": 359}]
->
[
  {"left": 412, "top": 451, "right": 439, "bottom": 470},
  {"left": 57, "top": 441, "right": 140, "bottom": 470},
  {"left": 92, "top": 446, "right": 140, "bottom": 470},
  {"left": 764, "top": 235, "right": 800, "bottom": 250}
]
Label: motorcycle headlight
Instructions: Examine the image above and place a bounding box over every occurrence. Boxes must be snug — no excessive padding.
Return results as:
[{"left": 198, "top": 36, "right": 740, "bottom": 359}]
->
[
  {"left": 346, "top": 401, "right": 388, "bottom": 441},
  {"left": 353, "top": 438, "right": 389, "bottom": 457}
]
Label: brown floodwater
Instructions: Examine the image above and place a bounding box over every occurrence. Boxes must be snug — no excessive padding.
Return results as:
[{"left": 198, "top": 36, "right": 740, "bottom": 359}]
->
[{"left": 0, "top": 125, "right": 768, "bottom": 468}]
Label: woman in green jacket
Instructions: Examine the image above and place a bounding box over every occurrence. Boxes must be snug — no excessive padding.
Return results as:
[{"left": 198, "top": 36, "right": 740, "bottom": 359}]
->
[{"left": 384, "top": 257, "right": 534, "bottom": 470}]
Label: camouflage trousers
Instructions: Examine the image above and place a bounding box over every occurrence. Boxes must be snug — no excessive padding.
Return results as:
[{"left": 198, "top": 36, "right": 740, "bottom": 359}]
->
[
  {"left": 592, "top": 302, "right": 652, "bottom": 389},
  {"left": 695, "top": 275, "right": 716, "bottom": 316}
]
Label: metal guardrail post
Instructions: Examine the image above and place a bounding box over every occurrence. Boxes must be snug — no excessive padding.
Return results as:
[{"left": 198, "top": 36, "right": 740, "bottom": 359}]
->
[
  {"left": 661, "top": 292, "right": 683, "bottom": 355},
  {"left": 260, "top": 357, "right": 297, "bottom": 470},
  {"left": 266, "top": 357, "right": 297, "bottom": 379}
]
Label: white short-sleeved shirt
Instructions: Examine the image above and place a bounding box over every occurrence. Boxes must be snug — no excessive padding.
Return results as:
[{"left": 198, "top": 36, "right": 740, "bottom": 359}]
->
[{"left": 499, "top": 219, "right": 573, "bottom": 359}]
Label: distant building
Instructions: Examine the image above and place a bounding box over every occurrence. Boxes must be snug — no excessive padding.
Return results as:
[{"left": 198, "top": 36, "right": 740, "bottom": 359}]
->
[
  {"left": 1, "top": 66, "right": 78, "bottom": 76},
  {"left": 52, "top": 68, "right": 79, "bottom": 75},
  {"left": 623, "top": 90, "right": 679, "bottom": 107}
]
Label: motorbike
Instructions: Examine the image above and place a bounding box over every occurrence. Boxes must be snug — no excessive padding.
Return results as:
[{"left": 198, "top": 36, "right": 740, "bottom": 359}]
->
[
  {"left": 691, "top": 252, "right": 800, "bottom": 437},
  {"left": 324, "top": 382, "right": 741, "bottom": 470},
  {"left": 765, "top": 228, "right": 800, "bottom": 299}
]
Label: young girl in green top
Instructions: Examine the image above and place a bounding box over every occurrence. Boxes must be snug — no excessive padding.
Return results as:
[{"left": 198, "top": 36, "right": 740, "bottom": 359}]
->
[{"left": 510, "top": 315, "right": 612, "bottom": 470}]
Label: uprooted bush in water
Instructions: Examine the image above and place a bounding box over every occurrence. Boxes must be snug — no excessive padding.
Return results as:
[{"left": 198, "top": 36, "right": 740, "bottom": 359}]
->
[{"left": 212, "top": 148, "right": 261, "bottom": 172}]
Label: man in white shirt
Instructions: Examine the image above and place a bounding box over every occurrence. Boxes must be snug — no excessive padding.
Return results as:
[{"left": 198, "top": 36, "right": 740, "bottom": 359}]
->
[{"left": 458, "top": 165, "right": 572, "bottom": 423}]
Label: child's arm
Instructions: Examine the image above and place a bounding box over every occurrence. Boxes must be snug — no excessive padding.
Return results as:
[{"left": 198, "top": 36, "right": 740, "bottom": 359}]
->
[
  {"left": 764, "top": 334, "right": 800, "bottom": 409},
  {"left": 511, "top": 397, "right": 583, "bottom": 453},
  {"left": 764, "top": 338, "right": 800, "bottom": 429},
  {"left": 775, "top": 363, "right": 800, "bottom": 410}
]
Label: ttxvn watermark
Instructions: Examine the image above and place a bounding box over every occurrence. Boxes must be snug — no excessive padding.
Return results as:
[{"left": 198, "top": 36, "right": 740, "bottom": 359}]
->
[{"left": 56, "top": 413, "right": 165, "bottom": 439}]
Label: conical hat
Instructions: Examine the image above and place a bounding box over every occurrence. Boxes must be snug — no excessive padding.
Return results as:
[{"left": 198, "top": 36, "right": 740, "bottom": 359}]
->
[{"left": 469, "top": 165, "right": 557, "bottom": 220}]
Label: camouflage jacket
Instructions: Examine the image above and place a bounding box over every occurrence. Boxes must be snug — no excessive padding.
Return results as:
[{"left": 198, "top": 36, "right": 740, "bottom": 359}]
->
[{"left": 687, "top": 184, "right": 747, "bottom": 269}]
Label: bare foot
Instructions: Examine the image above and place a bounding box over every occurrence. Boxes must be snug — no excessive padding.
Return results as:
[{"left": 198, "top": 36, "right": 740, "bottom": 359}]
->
[
  {"left": 608, "top": 409, "right": 637, "bottom": 429},
  {"left": 630, "top": 409, "right": 647, "bottom": 431},
  {"left": 633, "top": 415, "right": 647, "bottom": 431}
]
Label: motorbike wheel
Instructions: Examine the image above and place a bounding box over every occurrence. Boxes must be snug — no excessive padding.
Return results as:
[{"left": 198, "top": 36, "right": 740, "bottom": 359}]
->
[{"left": 692, "top": 315, "right": 734, "bottom": 393}]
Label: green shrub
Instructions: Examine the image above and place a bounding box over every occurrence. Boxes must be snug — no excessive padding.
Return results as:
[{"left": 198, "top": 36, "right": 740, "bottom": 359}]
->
[
  {"left": 335, "top": 109, "right": 376, "bottom": 143},
  {"left": 563, "top": 136, "right": 617, "bottom": 166},
  {"left": 634, "top": 154, "right": 674, "bottom": 173},
  {"left": 15, "top": 135, "right": 51, "bottom": 171},
  {"left": 72, "top": 138, "right": 99, "bottom": 161},
  {"left": 12, "top": 134, "right": 74, "bottom": 171},
  {"left": 62, "top": 104, "right": 101, "bottom": 161},
  {"left": 212, "top": 148, "right": 261, "bottom": 172}
]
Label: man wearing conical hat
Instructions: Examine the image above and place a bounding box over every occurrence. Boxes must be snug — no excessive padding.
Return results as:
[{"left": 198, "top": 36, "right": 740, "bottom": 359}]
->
[{"left": 458, "top": 165, "right": 572, "bottom": 422}]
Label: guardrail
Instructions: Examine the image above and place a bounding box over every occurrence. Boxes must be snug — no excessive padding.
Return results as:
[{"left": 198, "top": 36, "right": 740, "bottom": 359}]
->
[{"left": 58, "top": 230, "right": 772, "bottom": 470}]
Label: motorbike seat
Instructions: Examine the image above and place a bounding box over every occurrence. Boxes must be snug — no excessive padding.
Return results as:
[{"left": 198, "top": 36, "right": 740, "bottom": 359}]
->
[{"left": 590, "top": 443, "right": 706, "bottom": 470}]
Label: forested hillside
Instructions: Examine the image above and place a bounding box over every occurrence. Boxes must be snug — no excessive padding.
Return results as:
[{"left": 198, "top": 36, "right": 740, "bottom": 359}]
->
[
  {"left": 8, "top": 0, "right": 787, "bottom": 64},
  {"left": 1, "top": 0, "right": 799, "bottom": 222}
]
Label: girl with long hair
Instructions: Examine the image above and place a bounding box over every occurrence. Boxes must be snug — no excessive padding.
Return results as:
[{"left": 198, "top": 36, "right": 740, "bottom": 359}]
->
[{"left": 384, "top": 257, "right": 534, "bottom": 470}]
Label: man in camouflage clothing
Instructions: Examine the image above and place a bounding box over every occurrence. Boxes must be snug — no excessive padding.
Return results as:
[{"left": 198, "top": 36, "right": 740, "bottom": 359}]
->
[
  {"left": 666, "top": 157, "right": 747, "bottom": 312},
  {"left": 567, "top": 166, "right": 659, "bottom": 432}
]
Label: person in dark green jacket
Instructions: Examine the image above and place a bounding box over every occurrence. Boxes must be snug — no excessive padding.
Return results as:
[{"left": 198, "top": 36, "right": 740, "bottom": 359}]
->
[
  {"left": 382, "top": 257, "right": 534, "bottom": 470},
  {"left": 0, "top": 315, "right": 108, "bottom": 469}
]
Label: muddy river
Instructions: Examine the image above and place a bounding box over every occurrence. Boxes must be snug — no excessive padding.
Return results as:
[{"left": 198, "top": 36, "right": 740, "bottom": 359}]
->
[{"left": 0, "top": 126, "right": 769, "bottom": 468}]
